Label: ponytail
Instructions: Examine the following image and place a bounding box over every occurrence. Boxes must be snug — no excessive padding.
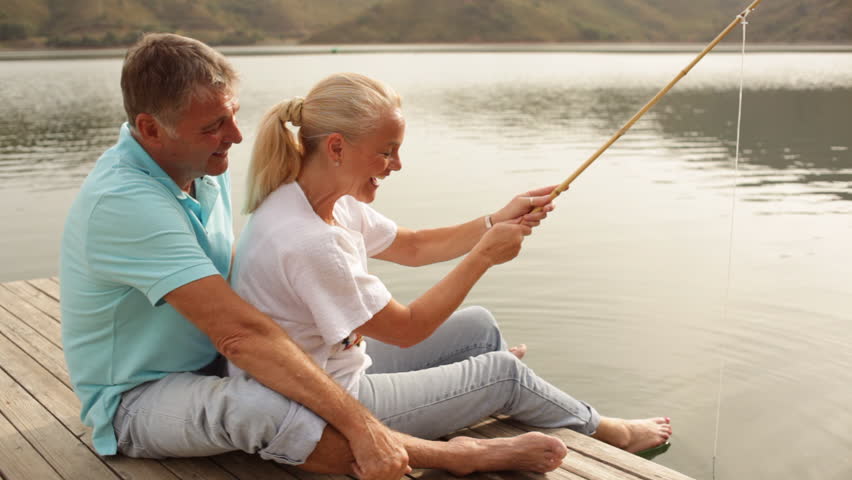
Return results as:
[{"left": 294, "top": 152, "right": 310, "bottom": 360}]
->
[{"left": 244, "top": 97, "right": 304, "bottom": 213}]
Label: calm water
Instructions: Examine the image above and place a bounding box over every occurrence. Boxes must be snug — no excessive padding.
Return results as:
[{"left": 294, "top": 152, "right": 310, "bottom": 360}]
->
[{"left": 1, "top": 50, "right": 850, "bottom": 479}]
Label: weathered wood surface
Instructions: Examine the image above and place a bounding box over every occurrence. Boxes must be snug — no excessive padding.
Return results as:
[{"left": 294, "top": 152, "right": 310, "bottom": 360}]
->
[{"left": 0, "top": 278, "right": 694, "bottom": 480}]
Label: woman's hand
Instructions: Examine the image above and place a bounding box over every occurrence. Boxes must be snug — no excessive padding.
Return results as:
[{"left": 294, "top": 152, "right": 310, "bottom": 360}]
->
[
  {"left": 471, "top": 222, "right": 532, "bottom": 267},
  {"left": 491, "top": 185, "right": 560, "bottom": 228}
]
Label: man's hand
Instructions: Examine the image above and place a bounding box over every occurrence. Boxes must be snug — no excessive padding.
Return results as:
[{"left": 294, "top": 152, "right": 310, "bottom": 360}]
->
[{"left": 349, "top": 416, "right": 411, "bottom": 480}]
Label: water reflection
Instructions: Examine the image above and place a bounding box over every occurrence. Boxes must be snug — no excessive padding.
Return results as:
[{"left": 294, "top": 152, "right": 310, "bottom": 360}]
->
[
  {"left": 422, "top": 82, "right": 852, "bottom": 209},
  {"left": 656, "top": 88, "right": 852, "bottom": 203},
  {"left": 0, "top": 60, "right": 124, "bottom": 190}
]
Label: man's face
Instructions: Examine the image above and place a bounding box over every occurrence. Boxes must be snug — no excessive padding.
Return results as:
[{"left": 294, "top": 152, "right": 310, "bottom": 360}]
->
[{"left": 158, "top": 89, "right": 242, "bottom": 187}]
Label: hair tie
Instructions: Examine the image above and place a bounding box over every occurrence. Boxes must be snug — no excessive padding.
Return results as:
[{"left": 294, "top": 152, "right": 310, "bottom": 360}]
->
[{"left": 279, "top": 97, "right": 304, "bottom": 126}]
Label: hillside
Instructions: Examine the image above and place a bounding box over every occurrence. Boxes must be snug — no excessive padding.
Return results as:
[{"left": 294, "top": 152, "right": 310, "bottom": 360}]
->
[
  {"left": 305, "top": 0, "right": 852, "bottom": 44},
  {"left": 1, "top": 0, "right": 849, "bottom": 48},
  {"left": 0, "top": 0, "right": 380, "bottom": 47}
]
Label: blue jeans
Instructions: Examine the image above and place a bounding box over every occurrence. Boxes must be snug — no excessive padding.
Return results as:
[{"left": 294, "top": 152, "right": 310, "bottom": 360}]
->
[
  {"left": 361, "top": 306, "right": 600, "bottom": 439},
  {"left": 112, "top": 306, "right": 598, "bottom": 464}
]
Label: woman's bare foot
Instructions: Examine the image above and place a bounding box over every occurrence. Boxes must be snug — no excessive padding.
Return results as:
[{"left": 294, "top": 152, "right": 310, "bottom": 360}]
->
[
  {"left": 509, "top": 344, "right": 527, "bottom": 360},
  {"left": 446, "top": 432, "right": 567, "bottom": 475},
  {"left": 591, "top": 417, "right": 672, "bottom": 453}
]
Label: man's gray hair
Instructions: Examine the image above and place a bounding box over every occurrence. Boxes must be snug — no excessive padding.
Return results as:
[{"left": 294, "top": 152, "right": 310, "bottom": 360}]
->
[{"left": 121, "top": 33, "right": 239, "bottom": 131}]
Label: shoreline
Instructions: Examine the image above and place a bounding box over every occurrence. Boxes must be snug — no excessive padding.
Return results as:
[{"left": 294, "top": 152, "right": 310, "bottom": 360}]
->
[{"left": 2, "top": 42, "right": 851, "bottom": 61}]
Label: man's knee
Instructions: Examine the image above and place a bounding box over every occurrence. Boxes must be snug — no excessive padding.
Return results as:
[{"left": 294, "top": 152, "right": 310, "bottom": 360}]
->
[{"left": 219, "top": 375, "right": 327, "bottom": 465}]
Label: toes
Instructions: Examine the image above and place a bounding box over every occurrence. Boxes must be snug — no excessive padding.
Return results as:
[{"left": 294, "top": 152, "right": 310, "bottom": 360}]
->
[{"left": 509, "top": 344, "right": 527, "bottom": 359}]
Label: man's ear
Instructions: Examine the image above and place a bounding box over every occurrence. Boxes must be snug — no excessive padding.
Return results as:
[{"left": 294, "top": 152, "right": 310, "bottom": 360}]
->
[{"left": 135, "top": 113, "right": 165, "bottom": 146}]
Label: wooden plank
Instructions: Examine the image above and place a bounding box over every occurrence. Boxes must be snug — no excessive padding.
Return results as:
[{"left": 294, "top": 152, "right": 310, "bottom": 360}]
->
[
  {"left": 0, "top": 286, "right": 63, "bottom": 348},
  {"left": 98, "top": 453, "right": 181, "bottom": 480},
  {"left": 0, "top": 410, "right": 64, "bottom": 480},
  {"left": 498, "top": 418, "right": 692, "bottom": 480},
  {"left": 28, "top": 278, "right": 61, "bottom": 302},
  {"left": 1, "top": 281, "right": 62, "bottom": 321},
  {"left": 0, "top": 330, "right": 87, "bottom": 436},
  {"left": 211, "top": 451, "right": 301, "bottom": 480},
  {"left": 281, "top": 465, "right": 355, "bottom": 480},
  {"left": 160, "top": 458, "right": 241, "bottom": 480},
  {"left": 0, "top": 319, "right": 232, "bottom": 480},
  {"left": 0, "top": 307, "right": 71, "bottom": 388},
  {"left": 0, "top": 365, "right": 120, "bottom": 480}
]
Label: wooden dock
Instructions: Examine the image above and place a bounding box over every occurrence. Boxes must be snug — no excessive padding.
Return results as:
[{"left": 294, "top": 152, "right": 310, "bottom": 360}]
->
[{"left": 0, "top": 277, "right": 695, "bottom": 480}]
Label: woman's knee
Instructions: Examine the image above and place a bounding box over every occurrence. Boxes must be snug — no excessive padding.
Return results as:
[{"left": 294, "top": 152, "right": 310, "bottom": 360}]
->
[{"left": 453, "top": 305, "right": 504, "bottom": 349}]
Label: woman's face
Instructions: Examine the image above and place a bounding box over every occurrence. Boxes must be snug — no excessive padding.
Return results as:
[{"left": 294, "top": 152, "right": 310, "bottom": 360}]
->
[{"left": 343, "top": 108, "right": 405, "bottom": 203}]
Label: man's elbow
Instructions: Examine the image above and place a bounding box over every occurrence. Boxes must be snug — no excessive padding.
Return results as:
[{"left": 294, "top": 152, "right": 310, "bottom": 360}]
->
[
  {"left": 215, "top": 331, "right": 256, "bottom": 360},
  {"left": 396, "top": 336, "right": 420, "bottom": 349}
]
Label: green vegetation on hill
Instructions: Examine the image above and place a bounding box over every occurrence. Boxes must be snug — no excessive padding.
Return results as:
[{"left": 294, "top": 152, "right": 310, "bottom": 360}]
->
[
  {"left": 305, "top": 0, "right": 852, "bottom": 44},
  {"left": 0, "top": 0, "right": 849, "bottom": 48}
]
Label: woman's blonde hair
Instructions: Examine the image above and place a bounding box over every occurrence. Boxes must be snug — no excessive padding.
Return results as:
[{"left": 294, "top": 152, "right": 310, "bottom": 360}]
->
[{"left": 245, "top": 72, "right": 402, "bottom": 213}]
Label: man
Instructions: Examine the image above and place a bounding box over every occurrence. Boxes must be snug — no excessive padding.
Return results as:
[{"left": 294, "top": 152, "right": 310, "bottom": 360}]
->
[{"left": 60, "top": 33, "right": 571, "bottom": 479}]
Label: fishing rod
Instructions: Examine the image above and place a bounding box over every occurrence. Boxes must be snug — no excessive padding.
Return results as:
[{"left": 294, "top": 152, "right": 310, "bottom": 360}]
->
[{"left": 532, "top": 0, "right": 764, "bottom": 212}]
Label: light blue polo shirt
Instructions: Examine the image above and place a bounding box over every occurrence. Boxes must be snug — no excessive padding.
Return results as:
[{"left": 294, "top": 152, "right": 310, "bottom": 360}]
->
[{"left": 60, "top": 123, "right": 233, "bottom": 455}]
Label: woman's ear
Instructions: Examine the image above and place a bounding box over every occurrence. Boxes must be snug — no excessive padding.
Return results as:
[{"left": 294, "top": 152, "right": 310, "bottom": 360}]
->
[{"left": 326, "top": 133, "right": 344, "bottom": 166}]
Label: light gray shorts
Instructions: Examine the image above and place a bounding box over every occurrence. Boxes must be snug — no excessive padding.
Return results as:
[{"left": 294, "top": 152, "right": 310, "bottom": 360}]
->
[{"left": 112, "top": 365, "right": 326, "bottom": 465}]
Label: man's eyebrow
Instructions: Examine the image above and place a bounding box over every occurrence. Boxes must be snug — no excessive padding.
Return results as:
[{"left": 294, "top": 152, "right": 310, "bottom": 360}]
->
[
  {"left": 201, "top": 117, "right": 225, "bottom": 130},
  {"left": 201, "top": 101, "right": 240, "bottom": 130}
]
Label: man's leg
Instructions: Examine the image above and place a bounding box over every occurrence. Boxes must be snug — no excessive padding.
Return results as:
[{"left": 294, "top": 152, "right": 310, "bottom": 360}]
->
[
  {"left": 113, "top": 364, "right": 567, "bottom": 474},
  {"left": 113, "top": 371, "right": 326, "bottom": 465},
  {"left": 302, "top": 422, "right": 567, "bottom": 475},
  {"left": 367, "top": 306, "right": 507, "bottom": 374}
]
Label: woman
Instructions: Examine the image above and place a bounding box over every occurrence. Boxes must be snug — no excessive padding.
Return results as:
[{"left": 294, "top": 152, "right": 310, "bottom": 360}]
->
[{"left": 231, "top": 73, "right": 671, "bottom": 456}]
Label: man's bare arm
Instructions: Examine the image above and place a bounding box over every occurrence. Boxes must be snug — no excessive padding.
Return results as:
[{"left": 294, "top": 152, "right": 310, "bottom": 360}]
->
[{"left": 164, "top": 275, "right": 409, "bottom": 480}]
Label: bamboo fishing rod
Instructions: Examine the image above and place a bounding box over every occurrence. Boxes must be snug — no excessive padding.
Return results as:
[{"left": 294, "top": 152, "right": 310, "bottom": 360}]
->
[{"left": 532, "top": 0, "right": 763, "bottom": 212}]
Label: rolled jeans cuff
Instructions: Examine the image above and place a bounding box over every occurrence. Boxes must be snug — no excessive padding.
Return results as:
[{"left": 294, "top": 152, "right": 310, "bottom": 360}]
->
[
  {"left": 258, "top": 404, "right": 327, "bottom": 465},
  {"left": 581, "top": 401, "right": 602, "bottom": 436}
]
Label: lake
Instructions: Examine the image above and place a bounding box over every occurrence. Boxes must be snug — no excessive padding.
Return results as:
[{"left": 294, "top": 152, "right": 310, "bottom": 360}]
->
[{"left": 1, "top": 47, "right": 850, "bottom": 479}]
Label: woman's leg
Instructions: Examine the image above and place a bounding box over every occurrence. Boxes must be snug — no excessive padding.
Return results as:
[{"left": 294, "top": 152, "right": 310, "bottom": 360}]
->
[
  {"left": 359, "top": 350, "right": 600, "bottom": 440},
  {"left": 367, "top": 305, "right": 507, "bottom": 374}
]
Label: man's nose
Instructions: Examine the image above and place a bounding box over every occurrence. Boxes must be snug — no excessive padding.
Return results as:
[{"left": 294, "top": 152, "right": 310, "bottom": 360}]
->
[{"left": 225, "top": 117, "right": 243, "bottom": 144}]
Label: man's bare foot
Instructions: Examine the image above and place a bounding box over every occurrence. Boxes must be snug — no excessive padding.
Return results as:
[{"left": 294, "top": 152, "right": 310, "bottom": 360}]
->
[
  {"left": 445, "top": 432, "right": 567, "bottom": 475},
  {"left": 509, "top": 344, "right": 527, "bottom": 360},
  {"left": 591, "top": 417, "right": 672, "bottom": 453}
]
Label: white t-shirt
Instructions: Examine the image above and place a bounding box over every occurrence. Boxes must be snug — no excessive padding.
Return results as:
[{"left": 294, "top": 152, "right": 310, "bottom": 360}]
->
[{"left": 229, "top": 182, "right": 397, "bottom": 397}]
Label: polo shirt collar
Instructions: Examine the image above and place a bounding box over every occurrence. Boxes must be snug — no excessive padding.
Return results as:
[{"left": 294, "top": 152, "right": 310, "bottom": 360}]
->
[{"left": 116, "top": 122, "right": 221, "bottom": 207}]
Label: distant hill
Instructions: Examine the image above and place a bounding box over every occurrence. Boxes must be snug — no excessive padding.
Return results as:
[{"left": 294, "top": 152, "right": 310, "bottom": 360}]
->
[
  {"left": 0, "top": 0, "right": 380, "bottom": 47},
  {"left": 305, "top": 0, "right": 852, "bottom": 44},
  {"left": 1, "top": 0, "right": 849, "bottom": 48}
]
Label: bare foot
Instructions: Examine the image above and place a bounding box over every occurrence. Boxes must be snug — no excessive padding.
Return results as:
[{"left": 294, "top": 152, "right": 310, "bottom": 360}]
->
[
  {"left": 446, "top": 432, "right": 567, "bottom": 475},
  {"left": 509, "top": 344, "right": 527, "bottom": 360},
  {"left": 591, "top": 417, "right": 672, "bottom": 453}
]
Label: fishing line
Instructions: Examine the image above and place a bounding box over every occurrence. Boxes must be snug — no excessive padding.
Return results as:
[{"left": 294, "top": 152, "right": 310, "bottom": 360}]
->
[
  {"left": 713, "top": 9, "right": 750, "bottom": 480},
  {"left": 530, "top": 0, "right": 764, "bottom": 211}
]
